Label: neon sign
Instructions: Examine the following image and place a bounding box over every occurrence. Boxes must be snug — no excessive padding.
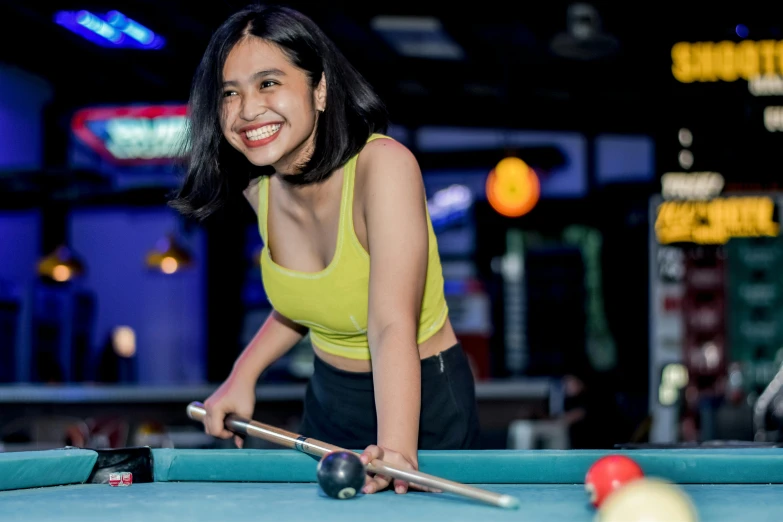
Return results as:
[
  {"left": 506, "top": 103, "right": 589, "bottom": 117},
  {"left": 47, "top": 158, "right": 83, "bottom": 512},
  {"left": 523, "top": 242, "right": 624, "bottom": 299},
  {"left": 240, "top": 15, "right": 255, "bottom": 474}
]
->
[
  {"left": 428, "top": 184, "right": 473, "bottom": 230},
  {"left": 749, "top": 75, "right": 783, "bottom": 96},
  {"left": 671, "top": 40, "right": 783, "bottom": 83},
  {"left": 661, "top": 172, "right": 724, "bottom": 200},
  {"left": 55, "top": 10, "right": 165, "bottom": 49},
  {"left": 764, "top": 106, "right": 783, "bottom": 131},
  {"left": 655, "top": 197, "right": 779, "bottom": 244},
  {"left": 71, "top": 105, "right": 188, "bottom": 165}
]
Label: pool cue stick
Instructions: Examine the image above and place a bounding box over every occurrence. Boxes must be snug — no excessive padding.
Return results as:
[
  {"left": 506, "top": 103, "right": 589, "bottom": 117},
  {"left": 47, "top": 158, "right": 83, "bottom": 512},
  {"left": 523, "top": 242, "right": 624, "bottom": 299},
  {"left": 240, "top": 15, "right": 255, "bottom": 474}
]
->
[{"left": 187, "top": 402, "right": 519, "bottom": 509}]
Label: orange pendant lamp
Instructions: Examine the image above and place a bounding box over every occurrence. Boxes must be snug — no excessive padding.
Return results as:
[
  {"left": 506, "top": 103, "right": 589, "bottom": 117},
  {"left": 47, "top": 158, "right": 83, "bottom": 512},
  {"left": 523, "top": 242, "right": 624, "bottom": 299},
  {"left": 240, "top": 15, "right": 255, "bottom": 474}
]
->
[
  {"left": 37, "top": 245, "right": 85, "bottom": 282},
  {"left": 145, "top": 233, "right": 193, "bottom": 274},
  {"left": 486, "top": 156, "right": 540, "bottom": 217}
]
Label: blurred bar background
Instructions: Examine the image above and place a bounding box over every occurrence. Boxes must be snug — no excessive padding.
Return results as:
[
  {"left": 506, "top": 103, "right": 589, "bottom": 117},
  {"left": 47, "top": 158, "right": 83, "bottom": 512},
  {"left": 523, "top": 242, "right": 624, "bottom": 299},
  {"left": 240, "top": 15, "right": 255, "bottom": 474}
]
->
[{"left": 1, "top": 1, "right": 782, "bottom": 452}]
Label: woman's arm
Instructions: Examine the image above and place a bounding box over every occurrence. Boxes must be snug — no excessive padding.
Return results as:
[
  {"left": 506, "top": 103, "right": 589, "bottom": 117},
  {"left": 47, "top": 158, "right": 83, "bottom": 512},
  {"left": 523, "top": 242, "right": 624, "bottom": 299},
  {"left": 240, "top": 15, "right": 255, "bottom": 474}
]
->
[
  {"left": 359, "top": 139, "right": 430, "bottom": 494},
  {"left": 231, "top": 310, "right": 308, "bottom": 383},
  {"left": 203, "top": 310, "right": 307, "bottom": 445},
  {"left": 203, "top": 184, "right": 308, "bottom": 443},
  {"left": 234, "top": 181, "right": 309, "bottom": 382}
]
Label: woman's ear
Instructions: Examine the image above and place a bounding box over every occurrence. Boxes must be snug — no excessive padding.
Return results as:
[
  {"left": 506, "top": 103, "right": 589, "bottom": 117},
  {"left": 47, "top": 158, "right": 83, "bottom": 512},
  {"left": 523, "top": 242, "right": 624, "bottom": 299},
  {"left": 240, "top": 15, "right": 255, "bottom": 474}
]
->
[{"left": 315, "top": 73, "right": 327, "bottom": 112}]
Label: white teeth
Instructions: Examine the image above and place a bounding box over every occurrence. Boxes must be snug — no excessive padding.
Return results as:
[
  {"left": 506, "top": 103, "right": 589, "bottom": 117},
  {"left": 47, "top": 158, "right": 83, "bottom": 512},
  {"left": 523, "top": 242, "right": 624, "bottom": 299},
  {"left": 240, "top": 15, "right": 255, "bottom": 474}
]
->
[{"left": 246, "top": 124, "right": 281, "bottom": 141}]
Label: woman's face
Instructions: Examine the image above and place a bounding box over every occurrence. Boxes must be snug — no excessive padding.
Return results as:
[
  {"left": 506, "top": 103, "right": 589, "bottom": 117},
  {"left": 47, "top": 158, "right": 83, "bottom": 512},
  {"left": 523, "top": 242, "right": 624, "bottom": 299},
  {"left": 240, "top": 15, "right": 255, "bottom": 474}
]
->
[{"left": 220, "top": 36, "right": 326, "bottom": 173}]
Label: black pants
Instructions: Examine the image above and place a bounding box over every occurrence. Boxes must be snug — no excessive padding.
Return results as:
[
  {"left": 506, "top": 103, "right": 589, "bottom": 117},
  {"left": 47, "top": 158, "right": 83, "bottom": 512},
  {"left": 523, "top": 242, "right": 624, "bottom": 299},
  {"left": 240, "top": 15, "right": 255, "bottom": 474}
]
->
[{"left": 299, "top": 343, "right": 481, "bottom": 450}]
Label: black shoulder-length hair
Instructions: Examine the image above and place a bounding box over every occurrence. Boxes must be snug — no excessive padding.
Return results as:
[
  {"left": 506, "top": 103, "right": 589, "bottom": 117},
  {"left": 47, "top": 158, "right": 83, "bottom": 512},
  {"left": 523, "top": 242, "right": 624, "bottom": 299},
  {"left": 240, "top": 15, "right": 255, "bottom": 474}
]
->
[{"left": 169, "top": 4, "right": 388, "bottom": 221}]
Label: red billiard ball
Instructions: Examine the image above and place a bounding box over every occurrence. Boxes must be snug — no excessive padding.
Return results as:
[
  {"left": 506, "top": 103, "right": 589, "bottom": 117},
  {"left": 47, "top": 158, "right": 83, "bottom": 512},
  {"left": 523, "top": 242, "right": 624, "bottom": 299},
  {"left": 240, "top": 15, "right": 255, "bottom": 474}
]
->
[{"left": 585, "top": 455, "right": 644, "bottom": 508}]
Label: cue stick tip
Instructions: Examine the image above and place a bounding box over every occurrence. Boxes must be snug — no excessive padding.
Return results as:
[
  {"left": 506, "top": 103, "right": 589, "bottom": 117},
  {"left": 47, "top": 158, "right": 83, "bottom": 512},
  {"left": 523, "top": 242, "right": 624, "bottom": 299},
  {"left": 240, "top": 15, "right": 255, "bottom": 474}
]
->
[{"left": 498, "top": 494, "right": 520, "bottom": 509}]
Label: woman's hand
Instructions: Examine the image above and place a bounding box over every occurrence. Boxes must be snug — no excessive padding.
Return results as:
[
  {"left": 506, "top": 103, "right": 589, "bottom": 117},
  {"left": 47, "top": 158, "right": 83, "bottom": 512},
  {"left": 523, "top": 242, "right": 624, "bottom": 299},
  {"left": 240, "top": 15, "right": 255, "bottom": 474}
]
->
[
  {"left": 359, "top": 445, "right": 440, "bottom": 494},
  {"left": 202, "top": 373, "right": 257, "bottom": 448}
]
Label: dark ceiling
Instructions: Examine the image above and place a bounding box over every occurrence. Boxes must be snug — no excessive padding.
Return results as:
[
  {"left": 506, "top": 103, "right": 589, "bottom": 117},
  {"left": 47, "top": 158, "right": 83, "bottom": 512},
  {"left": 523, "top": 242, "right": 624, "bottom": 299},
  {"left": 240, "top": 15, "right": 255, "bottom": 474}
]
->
[{"left": 2, "top": 1, "right": 776, "bottom": 133}]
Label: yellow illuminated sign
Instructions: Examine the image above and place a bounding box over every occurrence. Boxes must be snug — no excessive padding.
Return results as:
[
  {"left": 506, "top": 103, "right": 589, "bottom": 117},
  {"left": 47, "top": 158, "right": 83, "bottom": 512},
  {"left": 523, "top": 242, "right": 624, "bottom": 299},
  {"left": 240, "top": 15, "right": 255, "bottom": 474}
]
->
[
  {"left": 672, "top": 40, "right": 783, "bottom": 83},
  {"left": 655, "top": 197, "right": 779, "bottom": 244}
]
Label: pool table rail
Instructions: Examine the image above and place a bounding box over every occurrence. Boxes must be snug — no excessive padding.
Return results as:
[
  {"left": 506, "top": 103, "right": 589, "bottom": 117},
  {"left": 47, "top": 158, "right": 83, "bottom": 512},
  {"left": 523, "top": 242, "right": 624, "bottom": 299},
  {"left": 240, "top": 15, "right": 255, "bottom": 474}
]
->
[{"left": 3, "top": 447, "right": 783, "bottom": 493}]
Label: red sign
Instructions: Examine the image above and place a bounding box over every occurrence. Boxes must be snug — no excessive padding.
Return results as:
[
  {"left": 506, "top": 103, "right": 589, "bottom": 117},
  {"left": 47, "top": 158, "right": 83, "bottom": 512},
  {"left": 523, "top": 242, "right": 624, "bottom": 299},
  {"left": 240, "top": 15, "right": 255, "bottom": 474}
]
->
[{"left": 71, "top": 104, "right": 188, "bottom": 166}]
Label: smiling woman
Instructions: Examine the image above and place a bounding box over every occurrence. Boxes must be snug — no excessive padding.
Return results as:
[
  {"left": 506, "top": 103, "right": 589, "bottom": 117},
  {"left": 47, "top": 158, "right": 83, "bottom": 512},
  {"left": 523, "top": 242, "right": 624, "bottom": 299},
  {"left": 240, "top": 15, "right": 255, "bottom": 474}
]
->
[
  {"left": 168, "top": 4, "right": 481, "bottom": 499},
  {"left": 169, "top": 4, "right": 388, "bottom": 220},
  {"left": 220, "top": 39, "right": 325, "bottom": 175}
]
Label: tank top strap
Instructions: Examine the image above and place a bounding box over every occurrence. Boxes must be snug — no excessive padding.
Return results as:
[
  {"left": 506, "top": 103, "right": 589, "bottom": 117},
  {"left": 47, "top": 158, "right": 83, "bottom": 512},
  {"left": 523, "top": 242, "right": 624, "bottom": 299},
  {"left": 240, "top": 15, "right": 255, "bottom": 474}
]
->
[
  {"left": 340, "top": 133, "right": 394, "bottom": 241},
  {"left": 259, "top": 134, "right": 393, "bottom": 249}
]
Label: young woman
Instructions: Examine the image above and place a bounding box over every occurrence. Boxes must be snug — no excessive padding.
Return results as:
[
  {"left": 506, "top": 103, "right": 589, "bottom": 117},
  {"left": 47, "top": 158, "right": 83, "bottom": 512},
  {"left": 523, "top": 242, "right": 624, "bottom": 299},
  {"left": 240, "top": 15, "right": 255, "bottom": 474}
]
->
[{"left": 170, "top": 4, "right": 480, "bottom": 495}]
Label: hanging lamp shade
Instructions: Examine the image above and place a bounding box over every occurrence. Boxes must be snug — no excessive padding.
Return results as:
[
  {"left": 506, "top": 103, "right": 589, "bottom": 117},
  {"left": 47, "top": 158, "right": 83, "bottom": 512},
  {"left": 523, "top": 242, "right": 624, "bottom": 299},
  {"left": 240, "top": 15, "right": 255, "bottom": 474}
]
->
[
  {"left": 145, "top": 233, "right": 193, "bottom": 274},
  {"left": 486, "top": 156, "right": 540, "bottom": 218},
  {"left": 37, "top": 245, "right": 85, "bottom": 282}
]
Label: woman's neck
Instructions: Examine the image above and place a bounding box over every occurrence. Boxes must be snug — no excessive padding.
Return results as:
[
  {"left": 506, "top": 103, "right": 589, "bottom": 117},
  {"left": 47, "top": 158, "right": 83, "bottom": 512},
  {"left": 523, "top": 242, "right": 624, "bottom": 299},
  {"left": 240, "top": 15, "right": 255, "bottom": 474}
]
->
[{"left": 274, "top": 168, "right": 338, "bottom": 209}]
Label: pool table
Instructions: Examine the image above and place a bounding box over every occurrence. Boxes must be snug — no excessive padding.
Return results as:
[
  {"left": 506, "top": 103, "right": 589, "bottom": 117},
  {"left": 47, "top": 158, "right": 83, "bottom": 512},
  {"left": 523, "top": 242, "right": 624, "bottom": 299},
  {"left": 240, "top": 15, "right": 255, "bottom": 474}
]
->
[{"left": 1, "top": 447, "right": 783, "bottom": 521}]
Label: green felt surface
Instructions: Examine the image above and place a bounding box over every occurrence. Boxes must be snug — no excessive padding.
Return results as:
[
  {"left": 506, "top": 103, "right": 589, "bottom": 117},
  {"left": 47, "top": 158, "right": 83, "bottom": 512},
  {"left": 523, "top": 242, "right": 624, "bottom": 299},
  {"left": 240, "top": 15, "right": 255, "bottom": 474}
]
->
[
  {"left": 3, "top": 448, "right": 783, "bottom": 520},
  {"left": 0, "top": 449, "right": 97, "bottom": 492},
  {"left": 1, "top": 482, "right": 783, "bottom": 521}
]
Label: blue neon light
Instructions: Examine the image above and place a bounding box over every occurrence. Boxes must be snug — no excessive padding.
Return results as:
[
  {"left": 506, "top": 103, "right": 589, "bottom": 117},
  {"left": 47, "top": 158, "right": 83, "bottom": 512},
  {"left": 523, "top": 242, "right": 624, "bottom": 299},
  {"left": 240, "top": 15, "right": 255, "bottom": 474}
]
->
[
  {"left": 106, "top": 11, "right": 164, "bottom": 48},
  {"left": 54, "top": 11, "right": 124, "bottom": 48},
  {"left": 54, "top": 10, "right": 165, "bottom": 50},
  {"left": 76, "top": 10, "right": 123, "bottom": 43}
]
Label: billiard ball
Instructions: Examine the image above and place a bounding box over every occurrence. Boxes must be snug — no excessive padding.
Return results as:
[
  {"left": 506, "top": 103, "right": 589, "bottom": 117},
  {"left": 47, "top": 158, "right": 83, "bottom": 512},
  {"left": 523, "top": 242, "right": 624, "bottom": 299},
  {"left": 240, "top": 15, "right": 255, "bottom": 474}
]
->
[
  {"left": 316, "top": 451, "right": 366, "bottom": 500},
  {"left": 596, "top": 477, "right": 699, "bottom": 521},
  {"left": 585, "top": 454, "right": 644, "bottom": 507}
]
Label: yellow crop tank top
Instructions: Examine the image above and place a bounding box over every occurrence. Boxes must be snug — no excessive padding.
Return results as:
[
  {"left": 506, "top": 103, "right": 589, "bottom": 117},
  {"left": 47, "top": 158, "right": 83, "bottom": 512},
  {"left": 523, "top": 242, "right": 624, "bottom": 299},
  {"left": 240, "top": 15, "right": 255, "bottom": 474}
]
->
[{"left": 257, "top": 134, "right": 449, "bottom": 360}]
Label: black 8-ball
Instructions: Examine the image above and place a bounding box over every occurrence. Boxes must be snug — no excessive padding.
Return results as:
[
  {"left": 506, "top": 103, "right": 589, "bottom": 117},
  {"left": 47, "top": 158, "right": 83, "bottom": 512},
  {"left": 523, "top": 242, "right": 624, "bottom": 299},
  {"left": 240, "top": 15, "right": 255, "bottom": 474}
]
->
[{"left": 316, "top": 451, "right": 366, "bottom": 499}]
